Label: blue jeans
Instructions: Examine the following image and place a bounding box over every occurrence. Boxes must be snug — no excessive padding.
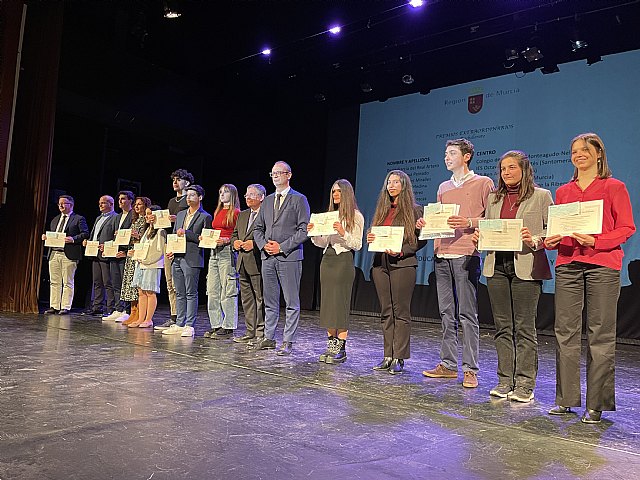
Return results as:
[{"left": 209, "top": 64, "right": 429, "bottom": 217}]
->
[
  {"left": 262, "top": 257, "right": 302, "bottom": 343},
  {"left": 435, "top": 255, "right": 481, "bottom": 373},
  {"left": 206, "top": 245, "right": 239, "bottom": 330},
  {"left": 172, "top": 257, "right": 201, "bottom": 327}
]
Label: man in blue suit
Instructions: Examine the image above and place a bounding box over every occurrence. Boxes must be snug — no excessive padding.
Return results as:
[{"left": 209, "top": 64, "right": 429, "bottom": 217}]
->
[
  {"left": 253, "top": 161, "right": 310, "bottom": 355},
  {"left": 163, "top": 184, "right": 212, "bottom": 338}
]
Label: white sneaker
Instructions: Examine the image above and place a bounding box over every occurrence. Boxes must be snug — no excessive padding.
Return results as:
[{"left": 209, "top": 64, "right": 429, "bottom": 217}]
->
[
  {"left": 162, "top": 324, "right": 184, "bottom": 335},
  {"left": 115, "top": 313, "right": 130, "bottom": 323},
  {"left": 102, "top": 311, "right": 121, "bottom": 321},
  {"left": 180, "top": 326, "right": 195, "bottom": 337}
]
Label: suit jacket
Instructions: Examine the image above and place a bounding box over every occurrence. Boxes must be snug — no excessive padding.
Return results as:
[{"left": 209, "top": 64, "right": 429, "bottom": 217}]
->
[
  {"left": 482, "top": 187, "right": 553, "bottom": 280},
  {"left": 90, "top": 211, "right": 117, "bottom": 261},
  {"left": 48, "top": 212, "right": 90, "bottom": 261},
  {"left": 231, "top": 208, "right": 262, "bottom": 275},
  {"left": 174, "top": 207, "right": 212, "bottom": 268},
  {"left": 253, "top": 188, "right": 310, "bottom": 262},
  {"left": 115, "top": 210, "right": 133, "bottom": 252}
]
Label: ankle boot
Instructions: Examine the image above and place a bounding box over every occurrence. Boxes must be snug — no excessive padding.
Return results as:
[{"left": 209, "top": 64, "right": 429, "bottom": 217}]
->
[
  {"left": 325, "top": 339, "right": 347, "bottom": 364},
  {"left": 122, "top": 305, "right": 139, "bottom": 326},
  {"left": 319, "top": 336, "right": 336, "bottom": 363}
]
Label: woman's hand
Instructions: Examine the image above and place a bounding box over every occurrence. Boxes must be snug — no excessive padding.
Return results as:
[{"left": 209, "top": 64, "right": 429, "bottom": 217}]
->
[
  {"left": 416, "top": 217, "right": 425, "bottom": 229},
  {"left": 366, "top": 232, "right": 375, "bottom": 244},
  {"left": 333, "top": 221, "right": 345, "bottom": 237},
  {"left": 385, "top": 249, "right": 401, "bottom": 257},
  {"left": 571, "top": 232, "right": 595, "bottom": 247},
  {"left": 306, "top": 223, "right": 314, "bottom": 232},
  {"left": 521, "top": 227, "right": 535, "bottom": 248},
  {"left": 544, "top": 234, "right": 562, "bottom": 249}
]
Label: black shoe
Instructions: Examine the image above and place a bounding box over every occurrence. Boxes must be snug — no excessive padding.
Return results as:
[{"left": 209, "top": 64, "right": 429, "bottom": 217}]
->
[
  {"left": 170, "top": 314, "right": 177, "bottom": 322},
  {"left": 44, "top": 308, "right": 58, "bottom": 314},
  {"left": 212, "top": 328, "right": 233, "bottom": 339},
  {"left": 548, "top": 405, "right": 574, "bottom": 416},
  {"left": 246, "top": 336, "right": 263, "bottom": 348},
  {"left": 203, "top": 328, "right": 220, "bottom": 338},
  {"left": 154, "top": 319, "right": 176, "bottom": 330},
  {"left": 277, "top": 341, "right": 293, "bottom": 356},
  {"left": 388, "top": 358, "right": 404, "bottom": 375},
  {"left": 233, "top": 334, "right": 255, "bottom": 344},
  {"left": 58, "top": 309, "right": 71, "bottom": 315},
  {"left": 253, "top": 338, "right": 276, "bottom": 350},
  {"left": 82, "top": 308, "right": 102, "bottom": 316},
  {"left": 319, "top": 337, "right": 336, "bottom": 363},
  {"left": 581, "top": 409, "right": 602, "bottom": 424},
  {"left": 373, "top": 357, "right": 393, "bottom": 371}
]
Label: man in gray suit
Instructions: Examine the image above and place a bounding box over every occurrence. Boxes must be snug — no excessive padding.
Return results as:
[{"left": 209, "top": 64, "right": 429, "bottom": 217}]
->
[
  {"left": 253, "top": 162, "right": 310, "bottom": 355},
  {"left": 231, "top": 183, "right": 266, "bottom": 344},
  {"left": 163, "top": 184, "right": 212, "bottom": 338}
]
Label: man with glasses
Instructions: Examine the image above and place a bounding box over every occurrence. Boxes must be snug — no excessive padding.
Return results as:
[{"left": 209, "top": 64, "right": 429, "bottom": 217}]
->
[
  {"left": 231, "top": 183, "right": 267, "bottom": 344},
  {"left": 253, "top": 162, "right": 310, "bottom": 356},
  {"left": 41, "top": 195, "right": 89, "bottom": 314}
]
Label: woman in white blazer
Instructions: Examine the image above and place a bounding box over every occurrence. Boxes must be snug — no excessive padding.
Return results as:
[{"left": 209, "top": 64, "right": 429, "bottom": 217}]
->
[{"left": 473, "top": 150, "right": 552, "bottom": 402}]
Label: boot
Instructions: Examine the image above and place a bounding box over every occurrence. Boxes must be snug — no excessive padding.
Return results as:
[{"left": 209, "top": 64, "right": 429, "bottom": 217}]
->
[
  {"left": 318, "top": 336, "right": 336, "bottom": 363},
  {"left": 122, "top": 304, "right": 139, "bottom": 326},
  {"left": 325, "top": 339, "right": 347, "bottom": 364}
]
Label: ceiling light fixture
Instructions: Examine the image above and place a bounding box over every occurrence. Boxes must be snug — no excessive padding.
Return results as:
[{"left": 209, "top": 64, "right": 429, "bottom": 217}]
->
[
  {"left": 163, "top": 1, "right": 181, "bottom": 18},
  {"left": 521, "top": 46, "right": 543, "bottom": 63}
]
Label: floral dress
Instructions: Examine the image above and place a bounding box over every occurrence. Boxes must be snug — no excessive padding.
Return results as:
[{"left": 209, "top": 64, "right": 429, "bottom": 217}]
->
[{"left": 120, "top": 216, "right": 147, "bottom": 302}]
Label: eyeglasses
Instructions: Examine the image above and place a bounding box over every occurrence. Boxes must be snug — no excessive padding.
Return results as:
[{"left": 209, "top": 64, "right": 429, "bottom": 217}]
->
[
  {"left": 244, "top": 193, "right": 261, "bottom": 199},
  {"left": 268, "top": 171, "right": 290, "bottom": 178},
  {"left": 58, "top": 203, "right": 71, "bottom": 207}
]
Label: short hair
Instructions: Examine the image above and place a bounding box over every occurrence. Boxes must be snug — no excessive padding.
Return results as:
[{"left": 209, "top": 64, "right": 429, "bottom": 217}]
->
[
  {"left": 247, "top": 183, "right": 266, "bottom": 198},
  {"left": 273, "top": 161, "right": 292, "bottom": 173},
  {"left": 118, "top": 190, "right": 135, "bottom": 202},
  {"left": 101, "top": 195, "right": 114, "bottom": 205},
  {"left": 446, "top": 138, "right": 475, "bottom": 164},
  {"left": 186, "top": 184, "right": 205, "bottom": 198},
  {"left": 149, "top": 204, "right": 162, "bottom": 211},
  {"left": 59, "top": 194, "right": 74, "bottom": 205},
  {"left": 171, "top": 169, "right": 194, "bottom": 185}
]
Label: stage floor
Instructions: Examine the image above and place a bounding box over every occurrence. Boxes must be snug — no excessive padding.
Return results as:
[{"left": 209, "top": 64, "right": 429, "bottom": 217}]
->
[{"left": 1, "top": 308, "right": 639, "bottom": 479}]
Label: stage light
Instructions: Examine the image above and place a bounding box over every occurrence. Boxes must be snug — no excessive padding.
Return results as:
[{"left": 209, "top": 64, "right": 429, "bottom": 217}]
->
[
  {"left": 402, "top": 74, "right": 415, "bottom": 85},
  {"left": 261, "top": 48, "right": 271, "bottom": 56},
  {"left": 571, "top": 39, "right": 588, "bottom": 52},
  {"left": 163, "top": 1, "right": 181, "bottom": 18},
  {"left": 409, "top": 0, "right": 424, "bottom": 8},
  {"left": 522, "top": 46, "right": 543, "bottom": 63},
  {"left": 328, "top": 25, "right": 341, "bottom": 35},
  {"left": 360, "top": 83, "right": 373, "bottom": 93},
  {"left": 505, "top": 48, "right": 519, "bottom": 61}
]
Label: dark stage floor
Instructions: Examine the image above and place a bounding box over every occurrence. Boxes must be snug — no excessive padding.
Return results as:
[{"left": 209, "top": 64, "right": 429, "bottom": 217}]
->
[{"left": 1, "top": 308, "right": 639, "bottom": 479}]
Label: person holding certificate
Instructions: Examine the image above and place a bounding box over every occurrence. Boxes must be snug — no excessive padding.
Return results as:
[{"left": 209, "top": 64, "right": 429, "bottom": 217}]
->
[
  {"left": 129, "top": 205, "right": 166, "bottom": 328},
  {"left": 307, "top": 179, "right": 364, "bottom": 364},
  {"left": 204, "top": 184, "right": 241, "bottom": 339},
  {"left": 545, "top": 133, "right": 635, "bottom": 423},
  {"left": 472, "top": 151, "right": 553, "bottom": 402},
  {"left": 367, "top": 170, "right": 424, "bottom": 374}
]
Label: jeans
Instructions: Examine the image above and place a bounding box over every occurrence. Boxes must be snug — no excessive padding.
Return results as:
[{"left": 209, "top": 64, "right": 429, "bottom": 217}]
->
[
  {"left": 172, "top": 256, "right": 201, "bottom": 328},
  {"left": 206, "top": 245, "right": 239, "bottom": 330}
]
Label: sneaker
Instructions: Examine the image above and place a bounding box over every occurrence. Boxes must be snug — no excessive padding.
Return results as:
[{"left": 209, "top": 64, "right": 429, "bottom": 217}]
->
[
  {"left": 509, "top": 386, "right": 534, "bottom": 403},
  {"left": 180, "top": 326, "right": 195, "bottom": 337},
  {"left": 422, "top": 364, "right": 458, "bottom": 378},
  {"left": 154, "top": 319, "right": 176, "bottom": 331},
  {"left": 490, "top": 384, "right": 513, "bottom": 398},
  {"left": 462, "top": 371, "right": 478, "bottom": 388},
  {"left": 161, "top": 324, "right": 184, "bottom": 335},
  {"left": 102, "top": 311, "right": 122, "bottom": 321},
  {"left": 115, "top": 313, "right": 130, "bottom": 323}
]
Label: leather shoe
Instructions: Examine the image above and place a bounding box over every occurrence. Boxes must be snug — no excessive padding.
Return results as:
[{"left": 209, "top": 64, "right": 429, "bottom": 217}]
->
[
  {"left": 581, "top": 409, "right": 602, "bottom": 424},
  {"left": 43, "top": 308, "right": 58, "bottom": 314},
  {"left": 58, "top": 309, "right": 71, "bottom": 315},
  {"left": 252, "top": 338, "right": 276, "bottom": 350},
  {"left": 277, "top": 341, "right": 293, "bottom": 356},
  {"left": 233, "top": 334, "right": 255, "bottom": 344},
  {"left": 373, "top": 357, "right": 393, "bottom": 371},
  {"left": 82, "top": 308, "right": 103, "bottom": 316},
  {"left": 388, "top": 358, "right": 404, "bottom": 375},
  {"left": 548, "top": 405, "right": 574, "bottom": 416}
]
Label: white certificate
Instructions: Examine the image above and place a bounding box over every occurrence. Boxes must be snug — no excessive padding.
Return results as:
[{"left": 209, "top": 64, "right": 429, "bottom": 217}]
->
[
  {"left": 102, "top": 241, "right": 118, "bottom": 258},
  {"left": 368, "top": 226, "right": 404, "bottom": 253},
  {"left": 85, "top": 240, "right": 99, "bottom": 257},
  {"left": 114, "top": 228, "right": 132, "bottom": 246},
  {"left": 308, "top": 211, "right": 340, "bottom": 236},
  {"left": 547, "top": 200, "right": 603, "bottom": 237},
  {"left": 166, "top": 234, "right": 186, "bottom": 254},
  {"left": 132, "top": 243, "right": 150, "bottom": 260},
  {"left": 199, "top": 229, "right": 221, "bottom": 248},
  {"left": 419, "top": 203, "right": 460, "bottom": 240},
  {"left": 154, "top": 209, "right": 172, "bottom": 229},
  {"left": 44, "top": 231, "right": 66, "bottom": 248},
  {"left": 477, "top": 219, "right": 523, "bottom": 252}
]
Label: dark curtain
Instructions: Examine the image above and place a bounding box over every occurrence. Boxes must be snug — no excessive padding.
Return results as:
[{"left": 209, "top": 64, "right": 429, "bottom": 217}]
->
[{"left": 0, "top": 1, "right": 63, "bottom": 312}]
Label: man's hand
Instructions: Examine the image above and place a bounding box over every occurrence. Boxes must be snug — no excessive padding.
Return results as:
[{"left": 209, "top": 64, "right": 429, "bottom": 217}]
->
[{"left": 264, "top": 240, "right": 281, "bottom": 255}]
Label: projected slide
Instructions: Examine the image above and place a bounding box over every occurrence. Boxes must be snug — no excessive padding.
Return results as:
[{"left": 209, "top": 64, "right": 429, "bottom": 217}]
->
[{"left": 355, "top": 49, "right": 640, "bottom": 289}]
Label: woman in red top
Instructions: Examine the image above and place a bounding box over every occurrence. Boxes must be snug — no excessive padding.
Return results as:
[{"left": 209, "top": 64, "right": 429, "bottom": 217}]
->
[
  {"left": 545, "top": 133, "right": 635, "bottom": 423},
  {"left": 204, "top": 184, "right": 241, "bottom": 338}
]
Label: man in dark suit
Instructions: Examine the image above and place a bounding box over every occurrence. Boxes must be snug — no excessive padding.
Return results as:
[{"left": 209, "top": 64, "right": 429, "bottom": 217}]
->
[
  {"left": 231, "top": 183, "right": 266, "bottom": 344},
  {"left": 253, "top": 162, "right": 310, "bottom": 355},
  {"left": 163, "top": 184, "right": 212, "bottom": 338},
  {"left": 41, "top": 195, "right": 89, "bottom": 314},
  {"left": 83, "top": 195, "right": 117, "bottom": 316},
  {"left": 103, "top": 190, "right": 134, "bottom": 321}
]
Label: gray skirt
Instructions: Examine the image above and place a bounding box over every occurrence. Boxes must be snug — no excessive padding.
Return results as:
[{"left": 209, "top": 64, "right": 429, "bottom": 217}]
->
[{"left": 319, "top": 247, "right": 355, "bottom": 329}]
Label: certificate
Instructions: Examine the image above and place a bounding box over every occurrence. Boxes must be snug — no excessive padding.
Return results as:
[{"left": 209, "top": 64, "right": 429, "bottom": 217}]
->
[
  {"left": 102, "top": 241, "right": 118, "bottom": 258},
  {"left": 547, "top": 200, "right": 603, "bottom": 237},
  {"left": 199, "top": 229, "right": 221, "bottom": 248},
  {"left": 419, "top": 203, "right": 460, "bottom": 240},
  {"left": 154, "top": 209, "right": 172, "bottom": 229},
  {"left": 477, "top": 219, "right": 523, "bottom": 252},
  {"left": 85, "top": 240, "right": 99, "bottom": 257},
  {"left": 132, "top": 243, "right": 150, "bottom": 260},
  {"left": 114, "top": 228, "right": 132, "bottom": 246},
  {"left": 44, "top": 231, "right": 66, "bottom": 248},
  {"left": 308, "top": 211, "right": 340, "bottom": 236},
  {"left": 166, "top": 234, "right": 186, "bottom": 254},
  {"left": 368, "top": 226, "right": 404, "bottom": 253}
]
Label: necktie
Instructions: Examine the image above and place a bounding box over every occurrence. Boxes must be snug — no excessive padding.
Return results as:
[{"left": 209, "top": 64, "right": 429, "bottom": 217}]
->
[
  {"left": 274, "top": 194, "right": 282, "bottom": 213},
  {"left": 57, "top": 215, "right": 67, "bottom": 232},
  {"left": 248, "top": 210, "right": 257, "bottom": 230}
]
